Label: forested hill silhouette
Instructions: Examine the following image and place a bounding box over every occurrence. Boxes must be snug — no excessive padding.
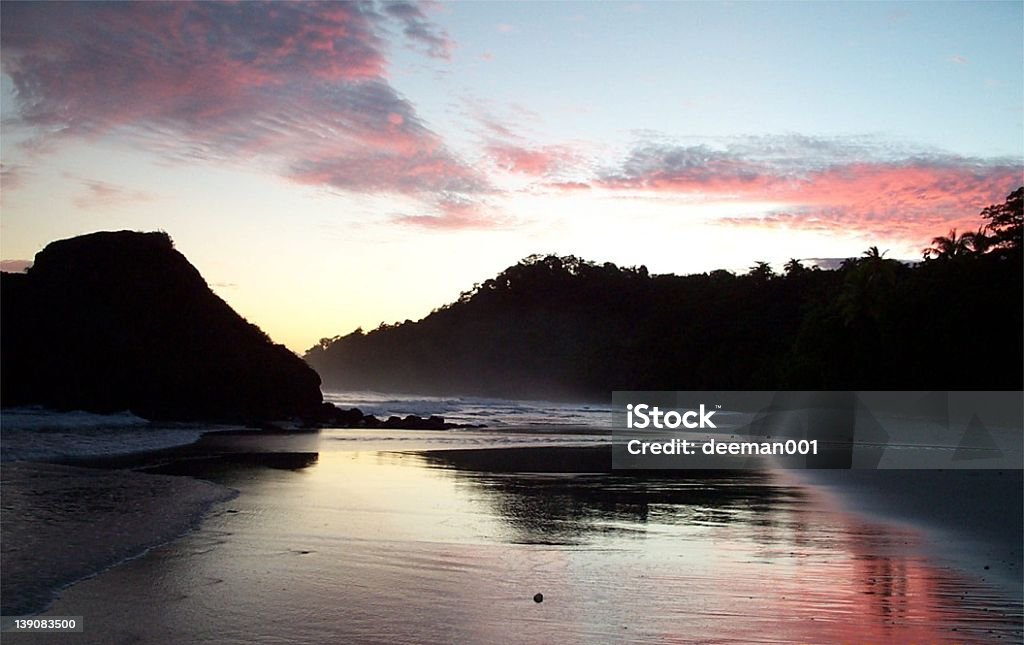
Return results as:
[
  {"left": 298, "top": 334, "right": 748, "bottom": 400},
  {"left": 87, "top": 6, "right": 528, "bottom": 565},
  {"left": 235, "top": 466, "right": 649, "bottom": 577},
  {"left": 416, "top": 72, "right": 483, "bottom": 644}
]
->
[
  {"left": 307, "top": 189, "right": 1023, "bottom": 399},
  {"left": 1, "top": 231, "right": 323, "bottom": 421}
]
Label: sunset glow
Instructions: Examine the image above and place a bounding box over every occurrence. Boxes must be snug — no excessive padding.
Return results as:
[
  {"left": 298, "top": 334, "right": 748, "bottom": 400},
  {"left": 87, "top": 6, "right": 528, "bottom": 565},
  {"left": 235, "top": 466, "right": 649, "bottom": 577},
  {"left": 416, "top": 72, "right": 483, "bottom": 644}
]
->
[{"left": 2, "top": 1, "right": 1021, "bottom": 351}]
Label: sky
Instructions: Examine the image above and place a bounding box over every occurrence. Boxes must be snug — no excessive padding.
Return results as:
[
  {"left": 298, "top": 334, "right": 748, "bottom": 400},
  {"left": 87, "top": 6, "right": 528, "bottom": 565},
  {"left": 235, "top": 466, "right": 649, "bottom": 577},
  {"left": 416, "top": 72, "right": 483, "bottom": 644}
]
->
[{"left": 1, "top": 1, "right": 1022, "bottom": 352}]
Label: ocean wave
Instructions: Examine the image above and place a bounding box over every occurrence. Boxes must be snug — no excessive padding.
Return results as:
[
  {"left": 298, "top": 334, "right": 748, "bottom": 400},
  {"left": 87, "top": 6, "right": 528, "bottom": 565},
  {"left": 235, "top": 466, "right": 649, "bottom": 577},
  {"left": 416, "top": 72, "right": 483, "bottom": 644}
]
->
[
  {"left": 0, "top": 407, "right": 223, "bottom": 463},
  {"left": 0, "top": 462, "right": 235, "bottom": 617},
  {"left": 322, "top": 390, "right": 614, "bottom": 428},
  {"left": 1, "top": 406, "right": 149, "bottom": 430}
]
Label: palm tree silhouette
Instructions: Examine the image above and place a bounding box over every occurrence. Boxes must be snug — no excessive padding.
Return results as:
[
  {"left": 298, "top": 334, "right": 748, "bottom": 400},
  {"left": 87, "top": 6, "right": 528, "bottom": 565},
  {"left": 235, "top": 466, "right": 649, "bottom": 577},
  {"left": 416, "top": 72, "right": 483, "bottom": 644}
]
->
[
  {"left": 961, "top": 227, "right": 993, "bottom": 255},
  {"left": 837, "top": 245, "right": 900, "bottom": 325},
  {"left": 923, "top": 229, "right": 970, "bottom": 260},
  {"left": 783, "top": 258, "right": 806, "bottom": 276},
  {"left": 747, "top": 261, "right": 775, "bottom": 282},
  {"left": 862, "top": 246, "right": 888, "bottom": 260}
]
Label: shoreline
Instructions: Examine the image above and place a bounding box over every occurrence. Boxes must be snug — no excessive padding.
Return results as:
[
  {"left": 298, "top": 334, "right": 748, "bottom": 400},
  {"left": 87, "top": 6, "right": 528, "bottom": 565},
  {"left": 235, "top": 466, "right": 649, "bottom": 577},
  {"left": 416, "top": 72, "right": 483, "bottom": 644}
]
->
[
  {"left": 0, "top": 460, "right": 236, "bottom": 621},
  {"left": 0, "top": 424, "right": 325, "bottom": 621},
  {"left": 789, "top": 468, "right": 1024, "bottom": 602},
  {"left": 2, "top": 428, "right": 1021, "bottom": 642}
]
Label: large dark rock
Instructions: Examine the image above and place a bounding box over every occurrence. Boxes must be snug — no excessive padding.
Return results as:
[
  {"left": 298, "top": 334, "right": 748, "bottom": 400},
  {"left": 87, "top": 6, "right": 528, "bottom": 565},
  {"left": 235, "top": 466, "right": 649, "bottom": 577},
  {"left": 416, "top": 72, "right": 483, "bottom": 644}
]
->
[{"left": 1, "top": 231, "right": 323, "bottom": 422}]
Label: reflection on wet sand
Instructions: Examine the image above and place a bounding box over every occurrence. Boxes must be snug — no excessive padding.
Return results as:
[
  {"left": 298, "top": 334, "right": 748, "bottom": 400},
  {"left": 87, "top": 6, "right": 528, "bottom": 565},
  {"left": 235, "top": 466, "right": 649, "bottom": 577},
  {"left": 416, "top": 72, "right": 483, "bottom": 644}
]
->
[
  {"left": 422, "top": 451, "right": 795, "bottom": 543},
  {"left": 421, "top": 446, "right": 1023, "bottom": 643},
  {"left": 6, "top": 438, "right": 1021, "bottom": 645}
]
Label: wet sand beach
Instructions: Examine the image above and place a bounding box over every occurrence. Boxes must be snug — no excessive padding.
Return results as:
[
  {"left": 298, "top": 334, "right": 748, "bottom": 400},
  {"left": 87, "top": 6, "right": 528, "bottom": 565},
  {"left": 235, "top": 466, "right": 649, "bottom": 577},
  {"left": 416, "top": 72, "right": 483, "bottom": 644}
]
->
[
  {"left": 796, "top": 469, "right": 1024, "bottom": 599},
  {"left": 2, "top": 429, "right": 1021, "bottom": 644},
  {"left": 0, "top": 462, "right": 235, "bottom": 620}
]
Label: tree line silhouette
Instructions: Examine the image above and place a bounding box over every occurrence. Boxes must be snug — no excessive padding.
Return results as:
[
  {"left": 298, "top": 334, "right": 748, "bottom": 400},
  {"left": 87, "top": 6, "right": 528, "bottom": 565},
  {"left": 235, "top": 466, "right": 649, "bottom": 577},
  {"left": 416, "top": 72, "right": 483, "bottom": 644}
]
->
[{"left": 306, "top": 189, "right": 1023, "bottom": 399}]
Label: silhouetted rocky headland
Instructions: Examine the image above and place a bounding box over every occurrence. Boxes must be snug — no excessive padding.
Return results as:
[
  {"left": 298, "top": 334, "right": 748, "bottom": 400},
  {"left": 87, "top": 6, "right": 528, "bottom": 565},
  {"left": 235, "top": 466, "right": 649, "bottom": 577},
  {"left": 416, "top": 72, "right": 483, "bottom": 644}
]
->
[{"left": 1, "top": 231, "right": 323, "bottom": 422}]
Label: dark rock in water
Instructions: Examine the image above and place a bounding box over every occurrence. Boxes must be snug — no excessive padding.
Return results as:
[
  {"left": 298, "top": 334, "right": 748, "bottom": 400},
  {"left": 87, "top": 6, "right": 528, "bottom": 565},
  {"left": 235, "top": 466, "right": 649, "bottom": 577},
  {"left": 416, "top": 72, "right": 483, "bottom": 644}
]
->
[
  {"left": 301, "top": 407, "right": 485, "bottom": 432},
  {"left": 303, "top": 403, "right": 486, "bottom": 430},
  {"left": 379, "top": 413, "right": 481, "bottom": 430},
  {"left": 0, "top": 231, "right": 323, "bottom": 422},
  {"left": 382, "top": 414, "right": 448, "bottom": 430},
  {"left": 362, "top": 414, "right": 381, "bottom": 428},
  {"left": 533, "top": 593, "right": 544, "bottom": 603}
]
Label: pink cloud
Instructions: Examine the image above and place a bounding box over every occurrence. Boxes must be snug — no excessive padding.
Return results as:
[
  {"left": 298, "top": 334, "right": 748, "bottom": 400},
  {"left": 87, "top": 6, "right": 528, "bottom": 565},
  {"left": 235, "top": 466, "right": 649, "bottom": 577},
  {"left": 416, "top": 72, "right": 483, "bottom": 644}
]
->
[
  {"left": 1, "top": 163, "right": 22, "bottom": 185},
  {"left": 545, "top": 181, "right": 592, "bottom": 192},
  {"left": 721, "top": 162, "right": 1018, "bottom": 240},
  {"left": 599, "top": 140, "right": 1022, "bottom": 242},
  {"left": 290, "top": 148, "right": 485, "bottom": 195},
  {"left": 487, "top": 144, "right": 575, "bottom": 176},
  {"left": 719, "top": 162, "right": 1019, "bottom": 241},
  {"left": 475, "top": 116, "right": 517, "bottom": 140},
  {"left": 2, "top": 3, "right": 384, "bottom": 133},
  {"left": 72, "top": 179, "right": 157, "bottom": 210},
  {"left": 393, "top": 197, "right": 507, "bottom": 230},
  {"left": 1, "top": 164, "right": 26, "bottom": 201},
  {"left": 1, "top": 2, "right": 483, "bottom": 202}
]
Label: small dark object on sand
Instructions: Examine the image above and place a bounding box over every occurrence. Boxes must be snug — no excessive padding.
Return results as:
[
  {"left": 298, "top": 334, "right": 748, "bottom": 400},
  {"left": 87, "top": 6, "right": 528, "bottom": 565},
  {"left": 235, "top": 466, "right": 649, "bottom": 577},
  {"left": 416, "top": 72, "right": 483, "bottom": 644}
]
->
[{"left": 533, "top": 593, "right": 544, "bottom": 603}]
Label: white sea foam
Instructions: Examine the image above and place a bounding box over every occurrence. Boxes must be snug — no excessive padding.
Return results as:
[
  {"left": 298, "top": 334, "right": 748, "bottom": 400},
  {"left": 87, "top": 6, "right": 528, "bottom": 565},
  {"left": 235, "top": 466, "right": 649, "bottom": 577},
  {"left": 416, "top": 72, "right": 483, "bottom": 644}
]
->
[
  {"left": 0, "top": 462, "right": 235, "bottom": 618},
  {"left": 1, "top": 406, "right": 149, "bottom": 430},
  {"left": 323, "top": 390, "right": 614, "bottom": 428},
  {"left": 0, "top": 407, "right": 225, "bottom": 463}
]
